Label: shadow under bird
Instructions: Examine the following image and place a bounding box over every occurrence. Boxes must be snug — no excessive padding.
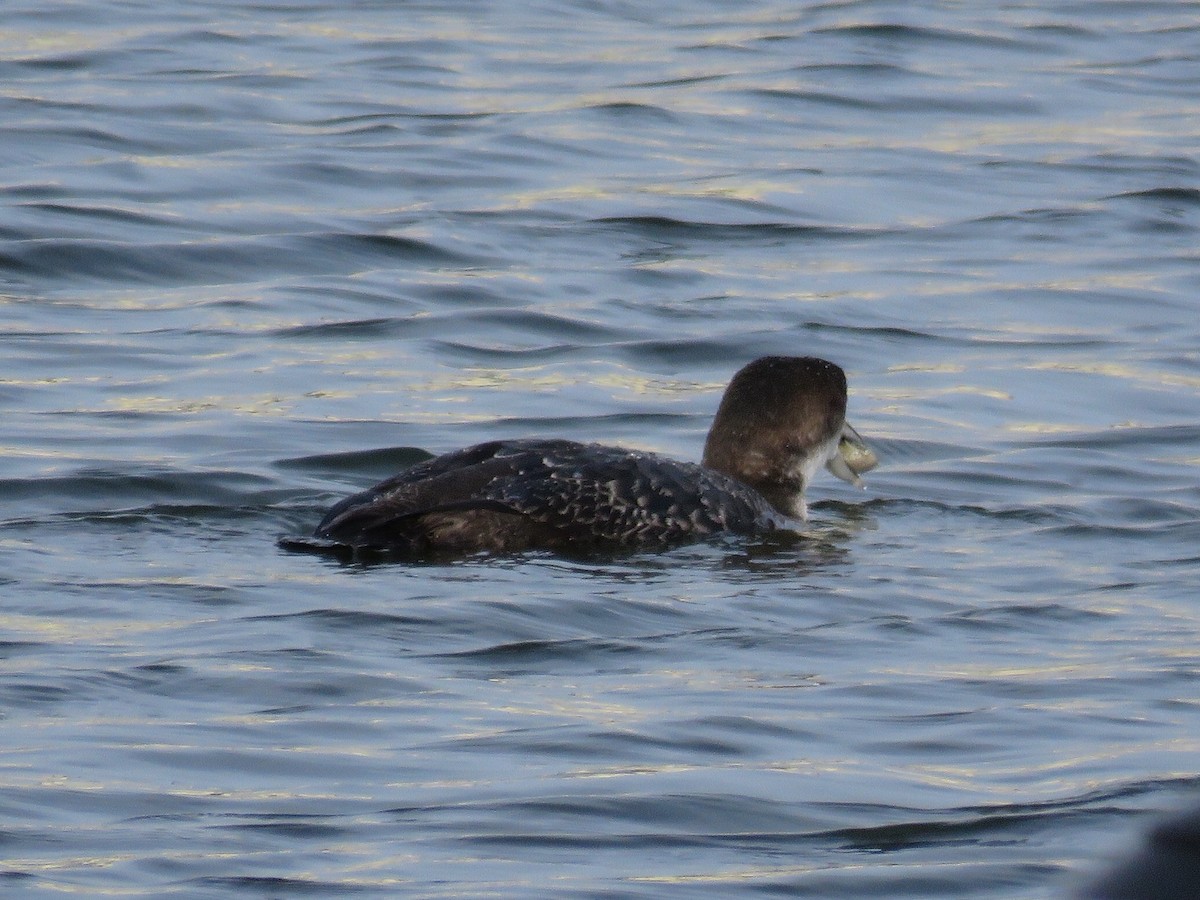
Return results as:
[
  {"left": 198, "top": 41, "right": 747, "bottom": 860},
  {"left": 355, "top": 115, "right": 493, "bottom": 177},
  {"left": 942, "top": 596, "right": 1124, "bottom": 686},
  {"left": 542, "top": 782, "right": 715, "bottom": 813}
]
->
[{"left": 282, "top": 356, "right": 877, "bottom": 560}]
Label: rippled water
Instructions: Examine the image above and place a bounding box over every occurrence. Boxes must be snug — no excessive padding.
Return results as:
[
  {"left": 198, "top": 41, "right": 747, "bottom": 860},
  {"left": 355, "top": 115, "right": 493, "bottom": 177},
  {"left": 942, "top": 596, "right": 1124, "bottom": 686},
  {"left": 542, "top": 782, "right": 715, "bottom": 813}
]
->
[{"left": 3, "top": 1, "right": 1199, "bottom": 897}]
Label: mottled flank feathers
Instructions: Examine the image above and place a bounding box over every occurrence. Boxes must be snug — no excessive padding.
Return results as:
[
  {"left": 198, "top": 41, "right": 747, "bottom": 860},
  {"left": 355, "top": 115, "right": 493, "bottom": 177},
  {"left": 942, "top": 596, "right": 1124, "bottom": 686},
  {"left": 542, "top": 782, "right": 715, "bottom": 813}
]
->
[{"left": 312, "top": 438, "right": 788, "bottom": 556}]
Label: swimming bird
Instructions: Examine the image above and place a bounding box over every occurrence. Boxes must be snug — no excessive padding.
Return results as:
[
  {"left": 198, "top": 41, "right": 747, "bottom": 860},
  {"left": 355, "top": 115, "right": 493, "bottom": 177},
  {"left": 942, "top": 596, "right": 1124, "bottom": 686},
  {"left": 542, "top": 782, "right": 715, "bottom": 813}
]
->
[{"left": 285, "top": 356, "right": 876, "bottom": 559}]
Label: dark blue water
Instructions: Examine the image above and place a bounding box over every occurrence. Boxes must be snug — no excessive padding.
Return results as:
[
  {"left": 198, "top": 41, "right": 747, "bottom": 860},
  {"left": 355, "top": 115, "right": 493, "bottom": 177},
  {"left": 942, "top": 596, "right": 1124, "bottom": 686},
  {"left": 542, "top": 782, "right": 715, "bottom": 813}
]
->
[{"left": 3, "top": 2, "right": 1199, "bottom": 896}]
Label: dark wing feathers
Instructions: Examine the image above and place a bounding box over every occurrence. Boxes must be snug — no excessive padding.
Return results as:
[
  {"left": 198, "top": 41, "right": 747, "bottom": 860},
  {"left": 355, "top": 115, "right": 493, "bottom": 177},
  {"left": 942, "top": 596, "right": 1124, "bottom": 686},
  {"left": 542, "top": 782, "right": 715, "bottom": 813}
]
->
[
  {"left": 316, "top": 441, "right": 524, "bottom": 536},
  {"left": 315, "top": 438, "right": 779, "bottom": 552}
]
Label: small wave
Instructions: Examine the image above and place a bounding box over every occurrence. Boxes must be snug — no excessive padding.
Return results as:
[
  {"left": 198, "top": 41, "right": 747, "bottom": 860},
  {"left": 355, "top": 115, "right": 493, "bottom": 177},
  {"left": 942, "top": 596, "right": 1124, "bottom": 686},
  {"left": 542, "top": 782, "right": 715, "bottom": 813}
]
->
[
  {"left": 0, "top": 640, "right": 45, "bottom": 658},
  {"left": 215, "top": 818, "right": 348, "bottom": 840},
  {"left": 271, "top": 317, "right": 415, "bottom": 340},
  {"left": 590, "top": 215, "right": 887, "bottom": 241},
  {"left": 583, "top": 101, "right": 678, "bottom": 121},
  {"left": 276, "top": 446, "right": 433, "bottom": 475},
  {"left": 0, "top": 468, "right": 275, "bottom": 510},
  {"left": 0, "top": 231, "right": 483, "bottom": 288},
  {"left": 793, "top": 61, "right": 916, "bottom": 77},
  {"left": 744, "top": 86, "right": 886, "bottom": 110},
  {"left": 429, "top": 637, "right": 644, "bottom": 666},
  {"left": 1105, "top": 187, "right": 1200, "bottom": 205},
  {"left": 1025, "top": 423, "right": 1200, "bottom": 452},
  {"left": 812, "top": 22, "right": 1051, "bottom": 52},
  {"left": 250, "top": 607, "right": 440, "bottom": 630},
  {"left": 16, "top": 201, "right": 184, "bottom": 230},
  {"left": 427, "top": 791, "right": 820, "bottom": 848},
  {"left": 185, "top": 876, "right": 347, "bottom": 895}
]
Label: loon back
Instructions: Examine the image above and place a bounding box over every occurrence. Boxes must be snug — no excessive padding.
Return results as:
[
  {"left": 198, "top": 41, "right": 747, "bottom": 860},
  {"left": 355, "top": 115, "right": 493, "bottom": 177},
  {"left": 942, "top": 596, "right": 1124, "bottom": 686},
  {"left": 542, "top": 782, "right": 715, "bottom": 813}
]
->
[{"left": 312, "top": 438, "right": 786, "bottom": 556}]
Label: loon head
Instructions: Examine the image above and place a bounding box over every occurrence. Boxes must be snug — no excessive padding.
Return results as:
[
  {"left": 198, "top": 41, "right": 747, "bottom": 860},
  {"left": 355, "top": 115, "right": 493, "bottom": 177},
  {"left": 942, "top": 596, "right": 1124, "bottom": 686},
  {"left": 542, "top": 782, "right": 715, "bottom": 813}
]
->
[{"left": 701, "top": 356, "right": 877, "bottom": 520}]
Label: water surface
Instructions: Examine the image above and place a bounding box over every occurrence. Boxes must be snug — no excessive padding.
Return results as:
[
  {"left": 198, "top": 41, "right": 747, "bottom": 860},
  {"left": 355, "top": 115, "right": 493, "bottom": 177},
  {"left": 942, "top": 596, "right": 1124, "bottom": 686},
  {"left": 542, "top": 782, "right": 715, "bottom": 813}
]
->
[{"left": 3, "top": 1, "right": 1199, "bottom": 897}]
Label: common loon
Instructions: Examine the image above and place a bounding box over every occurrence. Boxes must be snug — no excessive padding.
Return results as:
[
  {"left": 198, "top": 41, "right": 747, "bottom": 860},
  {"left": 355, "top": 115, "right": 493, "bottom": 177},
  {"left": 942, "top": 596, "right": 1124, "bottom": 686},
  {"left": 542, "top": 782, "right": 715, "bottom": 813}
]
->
[{"left": 284, "top": 356, "right": 876, "bottom": 559}]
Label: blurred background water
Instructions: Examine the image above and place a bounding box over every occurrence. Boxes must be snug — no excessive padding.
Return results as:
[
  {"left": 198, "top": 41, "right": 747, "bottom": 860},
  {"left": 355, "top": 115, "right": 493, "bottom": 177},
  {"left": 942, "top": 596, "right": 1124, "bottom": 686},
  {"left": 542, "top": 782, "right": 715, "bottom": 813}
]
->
[{"left": 2, "top": 1, "right": 1199, "bottom": 897}]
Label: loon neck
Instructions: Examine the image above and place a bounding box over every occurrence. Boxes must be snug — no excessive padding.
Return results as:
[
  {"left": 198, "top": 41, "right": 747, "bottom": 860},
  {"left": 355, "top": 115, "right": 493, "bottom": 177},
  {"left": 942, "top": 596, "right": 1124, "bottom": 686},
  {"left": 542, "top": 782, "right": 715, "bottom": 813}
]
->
[{"left": 702, "top": 435, "right": 832, "bottom": 521}]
